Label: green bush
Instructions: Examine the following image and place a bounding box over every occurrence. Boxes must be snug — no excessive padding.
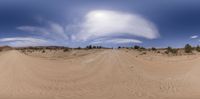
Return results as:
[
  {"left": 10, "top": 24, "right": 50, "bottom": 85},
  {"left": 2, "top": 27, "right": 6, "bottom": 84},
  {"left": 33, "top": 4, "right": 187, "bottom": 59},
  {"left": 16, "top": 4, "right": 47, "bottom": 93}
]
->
[
  {"left": 184, "top": 44, "right": 193, "bottom": 53},
  {"left": 134, "top": 45, "right": 140, "bottom": 49},
  {"left": 167, "top": 47, "right": 178, "bottom": 54},
  {"left": 86, "top": 45, "right": 92, "bottom": 49},
  {"left": 140, "top": 47, "right": 146, "bottom": 50},
  {"left": 152, "top": 47, "right": 157, "bottom": 51},
  {"left": 63, "top": 49, "right": 69, "bottom": 52},
  {"left": 196, "top": 45, "right": 200, "bottom": 52}
]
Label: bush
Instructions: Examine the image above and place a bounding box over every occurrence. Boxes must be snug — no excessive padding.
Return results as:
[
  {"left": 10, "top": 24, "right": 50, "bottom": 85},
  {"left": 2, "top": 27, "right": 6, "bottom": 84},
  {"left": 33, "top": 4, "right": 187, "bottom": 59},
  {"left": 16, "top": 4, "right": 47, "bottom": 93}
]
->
[
  {"left": 184, "top": 44, "right": 193, "bottom": 53},
  {"left": 77, "top": 47, "right": 81, "bottom": 50},
  {"left": 134, "top": 45, "right": 140, "bottom": 49},
  {"left": 165, "top": 51, "right": 169, "bottom": 54},
  {"left": 63, "top": 49, "right": 69, "bottom": 52},
  {"left": 167, "top": 47, "right": 178, "bottom": 54},
  {"left": 92, "top": 46, "right": 97, "bottom": 49},
  {"left": 140, "top": 52, "right": 146, "bottom": 55},
  {"left": 196, "top": 45, "right": 200, "bottom": 52},
  {"left": 97, "top": 46, "right": 102, "bottom": 49},
  {"left": 165, "top": 47, "right": 178, "bottom": 54},
  {"left": 140, "top": 47, "right": 146, "bottom": 50},
  {"left": 152, "top": 47, "right": 157, "bottom": 51},
  {"left": 86, "top": 45, "right": 92, "bottom": 49}
]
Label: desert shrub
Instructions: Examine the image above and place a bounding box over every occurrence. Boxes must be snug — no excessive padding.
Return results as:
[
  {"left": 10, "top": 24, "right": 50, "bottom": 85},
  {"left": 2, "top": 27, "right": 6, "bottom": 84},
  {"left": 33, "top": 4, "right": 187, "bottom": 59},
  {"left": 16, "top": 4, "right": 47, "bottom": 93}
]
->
[
  {"left": 196, "top": 45, "right": 200, "bottom": 52},
  {"left": 184, "top": 44, "right": 193, "bottom": 53},
  {"left": 171, "top": 49, "right": 178, "bottom": 54},
  {"left": 166, "top": 46, "right": 178, "bottom": 54},
  {"left": 63, "top": 49, "right": 69, "bottom": 52},
  {"left": 86, "top": 45, "right": 92, "bottom": 49},
  {"left": 165, "top": 51, "right": 169, "bottom": 54},
  {"left": 77, "top": 47, "right": 81, "bottom": 50},
  {"left": 152, "top": 47, "right": 157, "bottom": 51},
  {"left": 140, "top": 47, "right": 146, "bottom": 50},
  {"left": 140, "top": 52, "right": 146, "bottom": 55},
  {"left": 92, "top": 46, "right": 97, "bottom": 49},
  {"left": 42, "top": 50, "right": 45, "bottom": 53},
  {"left": 134, "top": 45, "right": 140, "bottom": 49},
  {"left": 98, "top": 46, "right": 102, "bottom": 49},
  {"left": 167, "top": 46, "right": 173, "bottom": 52},
  {"left": 118, "top": 46, "right": 121, "bottom": 49}
]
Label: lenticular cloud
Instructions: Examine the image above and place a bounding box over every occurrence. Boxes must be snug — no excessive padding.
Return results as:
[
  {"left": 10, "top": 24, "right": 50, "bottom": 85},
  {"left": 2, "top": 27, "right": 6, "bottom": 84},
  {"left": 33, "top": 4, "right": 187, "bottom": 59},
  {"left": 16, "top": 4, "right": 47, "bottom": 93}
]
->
[{"left": 70, "top": 10, "right": 160, "bottom": 41}]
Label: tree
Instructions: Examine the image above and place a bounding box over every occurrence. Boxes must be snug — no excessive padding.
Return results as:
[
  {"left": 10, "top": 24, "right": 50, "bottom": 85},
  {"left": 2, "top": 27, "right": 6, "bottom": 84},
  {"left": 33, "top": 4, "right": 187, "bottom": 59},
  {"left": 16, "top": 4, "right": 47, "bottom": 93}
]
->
[{"left": 184, "top": 44, "right": 193, "bottom": 53}]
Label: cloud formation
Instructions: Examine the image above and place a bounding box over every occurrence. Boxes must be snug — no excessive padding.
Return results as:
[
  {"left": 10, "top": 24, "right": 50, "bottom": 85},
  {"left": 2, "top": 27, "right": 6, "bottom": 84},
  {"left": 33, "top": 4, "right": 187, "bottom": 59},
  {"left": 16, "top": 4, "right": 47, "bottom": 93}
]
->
[
  {"left": 91, "top": 38, "right": 142, "bottom": 44},
  {"left": 70, "top": 10, "right": 160, "bottom": 41},
  {"left": 0, "top": 37, "right": 49, "bottom": 47},
  {"left": 17, "top": 21, "right": 68, "bottom": 40},
  {"left": 13, "top": 10, "right": 160, "bottom": 46},
  {"left": 190, "top": 35, "right": 198, "bottom": 39}
]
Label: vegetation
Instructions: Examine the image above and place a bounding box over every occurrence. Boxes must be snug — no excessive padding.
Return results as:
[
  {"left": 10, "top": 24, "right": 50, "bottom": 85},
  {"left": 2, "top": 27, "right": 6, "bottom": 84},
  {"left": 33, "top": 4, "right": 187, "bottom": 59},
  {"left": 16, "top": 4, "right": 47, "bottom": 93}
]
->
[
  {"left": 166, "top": 46, "right": 178, "bottom": 54},
  {"left": 140, "top": 47, "right": 146, "bottom": 50},
  {"left": 86, "top": 45, "right": 103, "bottom": 49},
  {"left": 4, "top": 44, "right": 200, "bottom": 56},
  {"left": 134, "top": 45, "right": 140, "bottom": 49},
  {"left": 63, "top": 49, "right": 69, "bottom": 52},
  {"left": 184, "top": 44, "right": 193, "bottom": 53},
  {"left": 77, "top": 47, "right": 81, "bottom": 50},
  {"left": 196, "top": 45, "right": 200, "bottom": 52},
  {"left": 151, "top": 47, "right": 157, "bottom": 51},
  {"left": 140, "top": 52, "right": 147, "bottom": 55}
]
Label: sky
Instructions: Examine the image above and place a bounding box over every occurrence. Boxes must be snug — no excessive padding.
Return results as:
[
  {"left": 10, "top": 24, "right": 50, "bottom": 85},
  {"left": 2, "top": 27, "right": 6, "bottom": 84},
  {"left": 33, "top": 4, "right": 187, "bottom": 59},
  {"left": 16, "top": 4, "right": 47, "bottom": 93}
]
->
[{"left": 0, "top": 0, "right": 200, "bottom": 48}]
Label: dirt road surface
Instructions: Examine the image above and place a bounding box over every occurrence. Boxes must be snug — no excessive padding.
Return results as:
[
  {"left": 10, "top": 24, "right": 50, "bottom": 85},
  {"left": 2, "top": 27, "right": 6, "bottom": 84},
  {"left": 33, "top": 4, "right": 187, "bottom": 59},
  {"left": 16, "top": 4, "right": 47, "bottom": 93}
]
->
[{"left": 0, "top": 50, "right": 200, "bottom": 99}]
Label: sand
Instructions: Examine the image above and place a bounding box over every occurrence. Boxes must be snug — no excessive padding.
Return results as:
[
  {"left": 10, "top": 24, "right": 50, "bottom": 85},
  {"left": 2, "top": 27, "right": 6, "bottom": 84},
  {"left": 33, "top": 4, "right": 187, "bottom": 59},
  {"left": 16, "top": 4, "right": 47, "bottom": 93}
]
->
[{"left": 0, "top": 49, "right": 200, "bottom": 99}]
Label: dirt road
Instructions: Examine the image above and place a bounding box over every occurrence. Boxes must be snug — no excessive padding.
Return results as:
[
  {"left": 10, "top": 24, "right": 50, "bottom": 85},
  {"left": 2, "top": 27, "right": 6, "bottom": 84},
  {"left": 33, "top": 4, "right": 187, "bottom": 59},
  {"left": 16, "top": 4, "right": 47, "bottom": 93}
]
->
[{"left": 0, "top": 50, "right": 200, "bottom": 99}]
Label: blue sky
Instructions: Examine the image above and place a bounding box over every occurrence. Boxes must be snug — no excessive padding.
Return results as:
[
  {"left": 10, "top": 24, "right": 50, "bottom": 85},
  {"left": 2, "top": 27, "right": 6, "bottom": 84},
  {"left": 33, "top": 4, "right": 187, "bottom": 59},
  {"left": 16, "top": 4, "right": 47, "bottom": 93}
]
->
[{"left": 0, "top": 0, "right": 200, "bottom": 48}]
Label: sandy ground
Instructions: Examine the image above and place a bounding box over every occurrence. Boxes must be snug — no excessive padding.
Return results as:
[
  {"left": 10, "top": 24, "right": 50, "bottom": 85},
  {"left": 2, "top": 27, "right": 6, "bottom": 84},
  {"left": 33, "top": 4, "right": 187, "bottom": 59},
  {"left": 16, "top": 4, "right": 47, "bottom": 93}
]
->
[{"left": 0, "top": 49, "right": 200, "bottom": 99}]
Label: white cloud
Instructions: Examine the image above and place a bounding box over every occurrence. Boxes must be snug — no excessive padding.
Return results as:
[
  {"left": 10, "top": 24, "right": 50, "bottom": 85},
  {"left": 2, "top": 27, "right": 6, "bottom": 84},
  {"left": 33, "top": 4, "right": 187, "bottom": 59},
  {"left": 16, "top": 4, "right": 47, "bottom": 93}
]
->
[
  {"left": 48, "top": 21, "right": 68, "bottom": 39},
  {"left": 91, "top": 38, "right": 142, "bottom": 44},
  {"left": 69, "top": 10, "right": 160, "bottom": 41},
  {"left": 17, "top": 26, "right": 49, "bottom": 35},
  {"left": 0, "top": 37, "right": 49, "bottom": 47},
  {"left": 17, "top": 21, "right": 68, "bottom": 40},
  {"left": 190, "top": 35, "right": 198, "bottom": 39},
  {"left": 14, "top": 11, "right": 159, "bottom": 46}
]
